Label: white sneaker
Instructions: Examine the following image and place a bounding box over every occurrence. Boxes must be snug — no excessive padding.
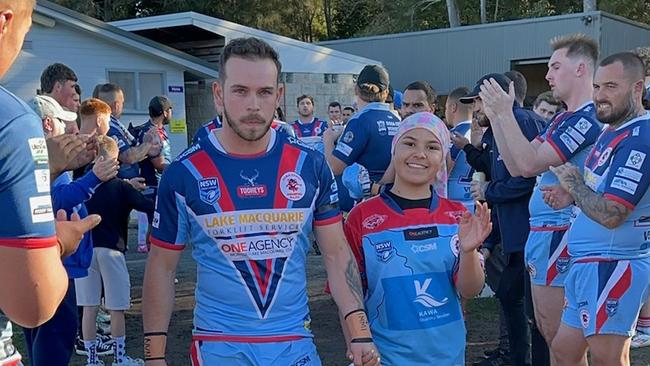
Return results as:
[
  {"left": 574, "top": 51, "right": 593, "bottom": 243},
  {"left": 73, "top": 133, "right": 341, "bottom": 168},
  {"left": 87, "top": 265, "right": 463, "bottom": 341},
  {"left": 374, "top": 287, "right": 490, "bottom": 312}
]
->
[
  {"left": 631, "top": 330, "right": 650, "bottom": 349},
  {"left": 112, "top": 356, "right": 144, "bottom": 366},
  {"left": 86, "top": 360, "right": 104, "bottom": 366}
]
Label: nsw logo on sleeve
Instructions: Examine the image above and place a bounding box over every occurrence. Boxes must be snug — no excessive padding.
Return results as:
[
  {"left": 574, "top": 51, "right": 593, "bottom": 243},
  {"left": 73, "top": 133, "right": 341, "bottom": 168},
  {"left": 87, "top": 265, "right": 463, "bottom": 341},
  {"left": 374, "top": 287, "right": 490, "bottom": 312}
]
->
[
  {"left": 383, "top": 273, "right": 461, "bottom": 331},
  {"left": 198, "top": 177, "right": 221, "bottom": 204}
]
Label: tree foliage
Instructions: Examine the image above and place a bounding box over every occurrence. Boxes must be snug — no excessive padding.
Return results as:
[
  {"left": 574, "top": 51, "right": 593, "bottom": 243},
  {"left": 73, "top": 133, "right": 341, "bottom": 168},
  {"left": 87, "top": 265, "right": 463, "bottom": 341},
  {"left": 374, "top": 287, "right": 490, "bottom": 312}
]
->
[{"left": 50, "top": 0, "right": 650, "bottom": 41}]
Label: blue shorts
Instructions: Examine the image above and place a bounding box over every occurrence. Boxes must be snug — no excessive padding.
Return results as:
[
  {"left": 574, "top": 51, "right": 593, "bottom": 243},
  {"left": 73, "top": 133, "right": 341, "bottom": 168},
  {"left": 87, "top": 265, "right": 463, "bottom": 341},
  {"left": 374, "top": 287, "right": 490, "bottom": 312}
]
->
[
  {"left": 189, "top": 337, "right": 321, "bottom": 366},
  {"left": 562, "top": 258, "right": 650, "bottom": 337},
  {"left": 524, "top": 227, "right": 570, "bottom": 287}
]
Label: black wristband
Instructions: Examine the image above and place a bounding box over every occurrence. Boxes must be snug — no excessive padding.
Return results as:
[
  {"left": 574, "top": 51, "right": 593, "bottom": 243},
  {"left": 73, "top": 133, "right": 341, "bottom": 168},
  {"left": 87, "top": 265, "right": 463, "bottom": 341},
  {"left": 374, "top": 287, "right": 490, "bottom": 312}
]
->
[
  {"left": 144, "top": 357, "right": 166, "bottom": 361},
  {"left": 344, "top": 309, "right": 366, "bottom": 320},
  {"left": 144, "top": 332, "right": 167, "bottom": 337},
  {"left": 350, "top": 337, "right": 373, "bottom": 343}
]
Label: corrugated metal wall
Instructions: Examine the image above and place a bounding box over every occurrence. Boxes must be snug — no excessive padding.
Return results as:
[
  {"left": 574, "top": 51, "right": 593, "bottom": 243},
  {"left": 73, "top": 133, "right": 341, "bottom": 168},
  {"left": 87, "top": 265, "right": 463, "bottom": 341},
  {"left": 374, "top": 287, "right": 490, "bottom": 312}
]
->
[
  {"left": 599, "top": 14, "right": 650, "bottom": 57},
  {"left": 320, "top": 12, "right": 648, "bottom": 95}
]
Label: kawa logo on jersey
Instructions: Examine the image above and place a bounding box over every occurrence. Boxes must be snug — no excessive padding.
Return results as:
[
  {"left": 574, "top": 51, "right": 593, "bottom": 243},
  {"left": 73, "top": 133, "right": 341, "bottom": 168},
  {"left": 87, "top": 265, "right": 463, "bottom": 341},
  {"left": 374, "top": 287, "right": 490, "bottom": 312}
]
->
[{"left": 198, "top": 208, "right": 310, "bottom": 318}]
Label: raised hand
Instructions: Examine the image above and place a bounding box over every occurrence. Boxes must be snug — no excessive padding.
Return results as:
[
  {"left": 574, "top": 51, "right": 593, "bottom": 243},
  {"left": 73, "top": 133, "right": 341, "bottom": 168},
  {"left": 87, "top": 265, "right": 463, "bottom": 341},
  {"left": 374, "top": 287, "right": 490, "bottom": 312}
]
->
[
  {"left": 479, "top": 79, "right": 516, "bottom": 122},
  {"left": 127, "top": 177, "right": 147, "bottom": 191},
  {"left": 458, "top": 202, "right": 492, "bottom": 254},
  {"left": 451, "top": 131, "right": 470, "bottom": 150}
]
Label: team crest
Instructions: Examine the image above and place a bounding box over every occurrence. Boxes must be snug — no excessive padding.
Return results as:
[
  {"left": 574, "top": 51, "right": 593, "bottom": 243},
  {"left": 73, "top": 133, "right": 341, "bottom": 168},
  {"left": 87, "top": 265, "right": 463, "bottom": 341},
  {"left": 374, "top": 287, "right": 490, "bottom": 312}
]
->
[
  {"left": 596, "top": 147, "right": 612, "bottom": 167},
  {"left": 343, "top": 131, "right": 354, "bottom": 144},
  {"left": 605, "top": 299, "right": 619, "bottom": 317},
  {"left": 580, "top": 309, "right": 590, "bottom": 328},
  {"left": 374, "top": 241, "right": 395, "bottom": 262},
  {"left": 450, "top": 235, "right": 460, "bottom": 257},
  {"left": 280, "top": 172, "right": 306, "bottom": 201},
  {"left": 362, "top": 214, "right": 387, "bottom": 229},
  {"left": 198, "top": 178, "right": 221, "bottom": 204},
  {"left": 556, "top": 256, "right": 570, "bottom": 273}
]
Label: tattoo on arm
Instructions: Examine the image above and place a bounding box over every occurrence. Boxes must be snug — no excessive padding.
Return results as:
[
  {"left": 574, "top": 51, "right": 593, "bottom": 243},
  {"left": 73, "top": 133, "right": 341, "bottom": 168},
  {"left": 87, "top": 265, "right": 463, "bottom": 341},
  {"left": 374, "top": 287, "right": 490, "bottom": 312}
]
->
[
  {"left": 345, "top": 258, "right": 364, "bottom": 308},
  {"left": 565, "top": 177, "right": 631, "bottom": 229}
]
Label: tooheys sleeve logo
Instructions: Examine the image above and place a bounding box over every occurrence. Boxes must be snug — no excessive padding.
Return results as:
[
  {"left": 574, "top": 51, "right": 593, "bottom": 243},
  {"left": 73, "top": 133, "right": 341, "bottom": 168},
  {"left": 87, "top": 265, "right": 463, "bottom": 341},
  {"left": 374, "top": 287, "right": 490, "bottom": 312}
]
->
[{"left": 198, "top": 178, "right": 221, "bottom": 204}]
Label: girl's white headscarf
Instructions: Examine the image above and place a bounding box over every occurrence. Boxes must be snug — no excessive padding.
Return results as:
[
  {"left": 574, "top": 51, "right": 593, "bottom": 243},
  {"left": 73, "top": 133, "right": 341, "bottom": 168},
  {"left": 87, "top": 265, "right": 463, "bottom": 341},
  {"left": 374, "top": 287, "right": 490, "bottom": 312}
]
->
[{"left": 391, "top": 112, "right": 451, "bottom": 198}]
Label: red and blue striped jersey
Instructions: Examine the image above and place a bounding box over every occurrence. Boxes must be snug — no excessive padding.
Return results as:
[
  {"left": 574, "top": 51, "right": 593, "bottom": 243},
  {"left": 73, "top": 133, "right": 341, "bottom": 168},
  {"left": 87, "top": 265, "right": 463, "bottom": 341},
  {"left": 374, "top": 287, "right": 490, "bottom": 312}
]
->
[{"left": 150, "top": 129, "right": 341, "bottom": 340}]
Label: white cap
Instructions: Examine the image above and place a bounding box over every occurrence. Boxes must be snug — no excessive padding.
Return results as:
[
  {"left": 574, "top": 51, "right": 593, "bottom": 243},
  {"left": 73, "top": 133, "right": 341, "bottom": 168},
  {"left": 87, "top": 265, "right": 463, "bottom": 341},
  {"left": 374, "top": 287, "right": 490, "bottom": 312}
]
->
[{"left": 29, "top": 95, "right": 77, "bottom": 122}]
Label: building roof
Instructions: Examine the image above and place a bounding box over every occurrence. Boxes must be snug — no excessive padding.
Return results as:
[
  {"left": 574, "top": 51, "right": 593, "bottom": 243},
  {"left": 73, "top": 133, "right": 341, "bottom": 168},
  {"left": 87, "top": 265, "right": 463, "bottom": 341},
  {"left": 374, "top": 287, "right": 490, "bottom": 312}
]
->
[
  {"left": 110, "top": 12, "right": 381, "bottom": 74},
  {"left": 319, "top": 11, "right": 650, "bottom": 46},
  {"left": 35, "top": 0, "right": 218, "bottom": 79}
]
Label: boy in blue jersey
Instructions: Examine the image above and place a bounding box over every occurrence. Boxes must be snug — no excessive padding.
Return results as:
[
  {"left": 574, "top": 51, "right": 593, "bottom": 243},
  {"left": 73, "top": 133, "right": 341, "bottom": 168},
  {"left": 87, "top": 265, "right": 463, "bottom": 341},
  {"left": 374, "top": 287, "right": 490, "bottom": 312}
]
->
[
  {"left": 544, "top": 52, "right": 650, "bottom": 366},
  {"left": 142, "top": 37, "right": 379, "bottom": 366},
  {"left": 478, "top": 34, "right": 602, "bottom": 361},
  {"left": 343, "top": 112, "right": 491, "bottom": 365},
  {"left": 323, "top": 65, "right": 400, "bottom": 184}
]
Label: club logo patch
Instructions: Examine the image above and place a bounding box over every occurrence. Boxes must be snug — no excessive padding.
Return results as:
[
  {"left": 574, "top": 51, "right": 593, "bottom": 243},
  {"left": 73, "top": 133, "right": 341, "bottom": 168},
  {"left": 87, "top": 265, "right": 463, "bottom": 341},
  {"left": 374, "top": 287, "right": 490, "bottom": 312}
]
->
[
  {"left": 556, "top": 256, "right": 570, "bottom": 273},
  {"left": 450, "top": 235, "right": 460, "bottom": 257},
  {"left": 342, "top": 131, "right": 354, "bottom": 143},
  {"left": 362, "top": 214, "right": 387, "bottom": 229},
  {"left": 198, "top": 178, "right": 221, "bottom": 205},
  {"left": 280, "top": 172, "right": 305, "bottom": 201},
  {"left": 605, "top": 299, "right": 618, "bottom": 317},
  {"left": 580, "top": 309, "right": 590, "bottom": 328},
  {"left": 596, "top": 147, "right": 612, "bottom": 167}
]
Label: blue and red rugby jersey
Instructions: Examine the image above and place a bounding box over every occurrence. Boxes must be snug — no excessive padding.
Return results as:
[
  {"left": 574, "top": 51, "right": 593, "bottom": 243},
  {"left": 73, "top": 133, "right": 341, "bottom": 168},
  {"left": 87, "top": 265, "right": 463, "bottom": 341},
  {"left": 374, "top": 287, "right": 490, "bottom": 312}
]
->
[
  {"left": 151, "top": 129, "right": 341, "bottom": 341},
  {"left": 0, "top": 85, "right": 56, "bottom": 249},
  {"left": 568, "top": 112, "right": 650, "bottom": 261},
  {"left": 344, "top": 188, "right": 470, "bottom": 365}
]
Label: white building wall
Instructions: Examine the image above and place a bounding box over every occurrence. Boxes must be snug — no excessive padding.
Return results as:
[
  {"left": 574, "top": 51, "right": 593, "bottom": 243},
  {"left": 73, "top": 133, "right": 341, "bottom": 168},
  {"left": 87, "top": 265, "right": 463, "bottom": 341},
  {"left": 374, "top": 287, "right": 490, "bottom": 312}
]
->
[{"left": 2, "top": 21, "right": 190, "bottom": 156}]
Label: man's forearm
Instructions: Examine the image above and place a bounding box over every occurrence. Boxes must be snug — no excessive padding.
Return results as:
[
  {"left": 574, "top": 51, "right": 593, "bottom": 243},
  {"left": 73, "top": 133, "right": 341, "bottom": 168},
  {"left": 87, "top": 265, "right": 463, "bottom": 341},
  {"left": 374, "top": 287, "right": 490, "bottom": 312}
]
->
[
  {"left": 324, "top": 141, "right": 344, "bottom": 176},
  {"left": 120, "top": 143, "right": 151, "bottom": 165},
  {"left": 490, "top": 115, "right": 531, "bottom": 177},
  {"left": 567, "top": 182, "right": 629, "bottom": 229},
  {"left": 324, "top": 243, "right": 365, "bottom": 314},
  {"left": 142, "top": 252, "right": 176, "bottom": 358}
]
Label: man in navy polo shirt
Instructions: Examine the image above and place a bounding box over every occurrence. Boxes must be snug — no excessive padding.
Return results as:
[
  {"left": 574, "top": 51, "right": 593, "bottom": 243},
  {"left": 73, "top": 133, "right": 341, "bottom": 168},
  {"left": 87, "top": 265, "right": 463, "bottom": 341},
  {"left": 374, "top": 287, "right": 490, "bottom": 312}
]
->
[{"left": 323, "top": 65, "right": 400, "bottom": 185}]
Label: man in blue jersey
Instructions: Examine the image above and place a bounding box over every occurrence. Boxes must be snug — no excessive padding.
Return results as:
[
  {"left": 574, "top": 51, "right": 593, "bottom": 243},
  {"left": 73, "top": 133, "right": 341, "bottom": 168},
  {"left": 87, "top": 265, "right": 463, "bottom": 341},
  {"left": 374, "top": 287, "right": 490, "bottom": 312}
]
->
[
  {"left": 533, "top": 92, "right": 562, "bottom": 123},
  {"left": 142, "top": 37, "right": 379, "bottom": 366},
  {"left": 323, "top": 65, "right": 400, "bottom": 184},
  {"left": 95, "top": 83, "right": 161, "bottom": 180},
  {"left": 446, "top": 86, "right": 474, "bottom": 210},
  {"left": 479, "top": 34, "right": 602, "bottom": 363},
  {"left": 544, "top": 52, "right": 650, "bottom": 366}
]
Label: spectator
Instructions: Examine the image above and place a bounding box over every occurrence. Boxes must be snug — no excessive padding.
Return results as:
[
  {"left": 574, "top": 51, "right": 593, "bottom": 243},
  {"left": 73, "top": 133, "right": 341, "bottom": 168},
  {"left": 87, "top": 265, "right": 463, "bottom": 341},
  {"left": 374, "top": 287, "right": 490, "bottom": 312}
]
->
[
  {"left": 328, "top": 101, "right": 342, "bottom": 126},
  {"left": 40, "top": 62, "right": 78, "bottom": 112},
  {"left": 342, "top": 106, "right": 355, "bottom": 124},
  {"left": 77, "top": 136, "right": 153, "bottom": 366},
  {"left": 446, "top": 86, "right": 474, "bottom": 210},
  {"left": 95, "top": 83, "right": 161, "bottom": 180},
  {"left": 532, "top": 91, "right": 562, "bottom": 122},
  {"left": 401, "top": 80, "right": 437, "bottom": 118},
  {"left": 22, "top": 95, "right": 118, "bottom": 366},
  {"left": 459, "top": 73, "right": 544, "bottom": 366}
]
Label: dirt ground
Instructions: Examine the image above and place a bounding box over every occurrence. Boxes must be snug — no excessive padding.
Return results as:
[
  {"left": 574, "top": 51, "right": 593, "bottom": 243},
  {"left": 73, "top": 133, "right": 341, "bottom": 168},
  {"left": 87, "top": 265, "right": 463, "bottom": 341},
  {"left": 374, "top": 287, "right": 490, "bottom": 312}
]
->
[{"left": 16, "top": 228, "right": 650, "bottom": 365}]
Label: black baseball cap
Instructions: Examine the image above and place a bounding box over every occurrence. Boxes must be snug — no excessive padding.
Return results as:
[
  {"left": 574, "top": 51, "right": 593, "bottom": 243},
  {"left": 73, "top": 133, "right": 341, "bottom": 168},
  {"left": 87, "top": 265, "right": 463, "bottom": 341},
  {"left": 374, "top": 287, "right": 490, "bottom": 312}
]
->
[
  {"left": 149, "top": 95, "right": 172, "bottom": 117},
  {"left": 459, "top": 73, "right": 512, "bottom": 104},
  {"left": 357, "top": 65, "right": 389, "bottom": 92}
]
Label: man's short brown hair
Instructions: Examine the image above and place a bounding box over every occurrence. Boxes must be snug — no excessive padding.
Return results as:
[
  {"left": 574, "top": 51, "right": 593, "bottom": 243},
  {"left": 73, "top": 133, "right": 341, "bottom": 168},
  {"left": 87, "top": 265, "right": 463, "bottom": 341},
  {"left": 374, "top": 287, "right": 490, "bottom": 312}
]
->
[
  {"left": 96, "top": 135, "right": 119, "bottom": 159},
  {"left": 631, "top": 47, "right": 650, "bottom": 77},
  {"left": 80, "top": 98, "right": 111, "bottom": 117},
  {"left": 533, "top": 91, "right": 562, "bottom": 109},
  {"left": 550, "top": 33, "right": 599, "bottom": 67},
  {"left": 219, "top": 37, "right": 282, "bottom": 83}
]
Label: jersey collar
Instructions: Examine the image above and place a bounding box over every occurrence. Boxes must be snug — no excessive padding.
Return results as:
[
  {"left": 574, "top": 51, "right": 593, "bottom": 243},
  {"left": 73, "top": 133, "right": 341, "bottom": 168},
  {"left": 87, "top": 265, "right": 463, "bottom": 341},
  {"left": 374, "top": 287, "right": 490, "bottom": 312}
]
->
[
  {"left": 207, "top": 128, "right": 277, "bottom": 157},
  {"left": 380, "top": 184, "right": 440, "bottom": 215}
]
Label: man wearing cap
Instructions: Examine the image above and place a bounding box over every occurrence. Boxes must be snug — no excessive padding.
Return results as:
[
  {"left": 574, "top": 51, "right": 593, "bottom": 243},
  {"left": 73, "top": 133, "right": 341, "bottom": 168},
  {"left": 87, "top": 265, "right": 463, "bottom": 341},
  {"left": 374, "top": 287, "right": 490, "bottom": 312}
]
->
[
  {"left": 323, "top": 65, "right": 400, "bottom": 190},
  {"left": 459, "top": 73, "right": 544, "bottom": 366},
  {"left": 24, "top": 95, "right": 119, "bottom": 366}
]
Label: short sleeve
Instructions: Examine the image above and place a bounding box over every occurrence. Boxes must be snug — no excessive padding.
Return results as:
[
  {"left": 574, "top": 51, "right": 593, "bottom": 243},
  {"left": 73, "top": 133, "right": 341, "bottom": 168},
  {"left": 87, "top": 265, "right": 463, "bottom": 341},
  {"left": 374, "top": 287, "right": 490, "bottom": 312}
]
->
[
  {"left": 332, "top": 117, "right": 369, "bottom": 166},
  {"left": 0, "top": 113, "right": 56, "bottom": 248},
  {"left": 313, "top": 157, "right": 342, "bottom": 226},
  {"left": 150, "top": 164, "right": 189, "bottom": 250},
  {"left": 603, "top": 137, "right": 650, "bottom": 210},
  {"left": 108, "top": 127, "right": 131, "bottom": 153},
  {"left": 343, "top": 209, "right": 368, "bottom": 293},
  {"left": 546, "top": 115, "right": 601, "bottom": 163}
]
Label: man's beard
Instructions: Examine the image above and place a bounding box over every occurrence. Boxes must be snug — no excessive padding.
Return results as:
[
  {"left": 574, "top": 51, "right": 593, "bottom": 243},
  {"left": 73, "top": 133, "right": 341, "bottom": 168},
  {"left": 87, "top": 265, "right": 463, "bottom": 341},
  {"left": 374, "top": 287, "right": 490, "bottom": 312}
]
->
[
  {"left": 223, "top": 107, "right": 272, "bottom": 142},
  {"left": 299, "top": 109, "right": 312, "bottom": 118},
  {"left": 597, "top": 92, "right": 635, "bottom": 126}
]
